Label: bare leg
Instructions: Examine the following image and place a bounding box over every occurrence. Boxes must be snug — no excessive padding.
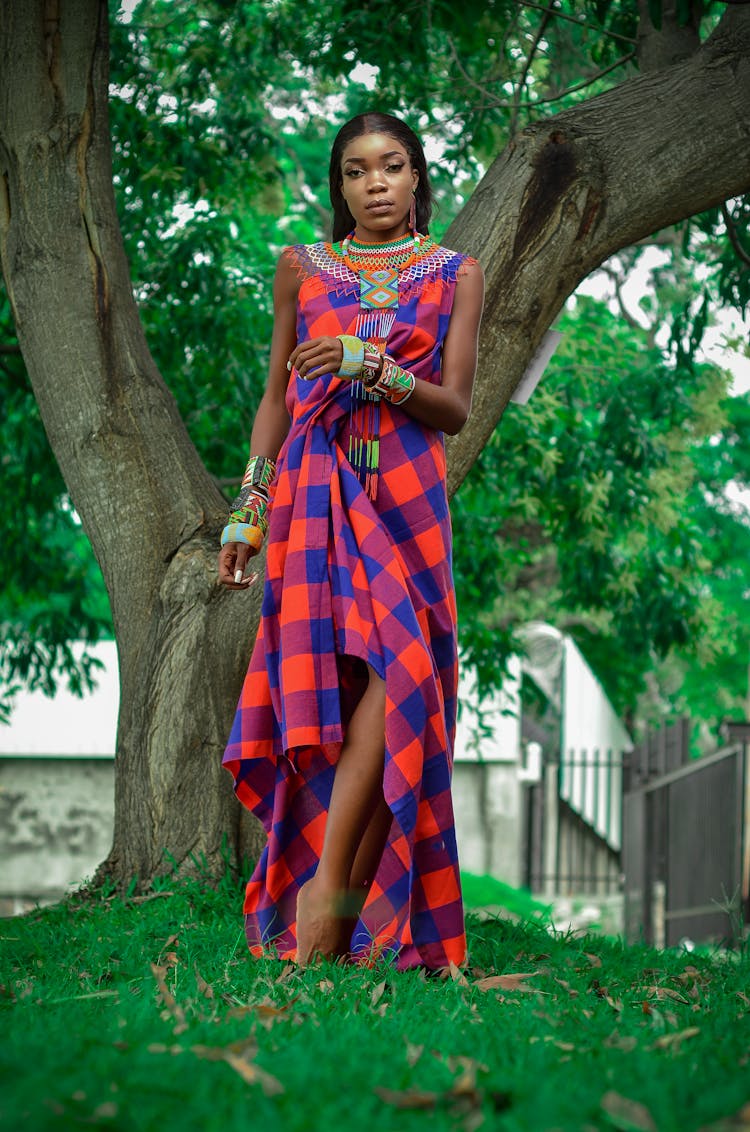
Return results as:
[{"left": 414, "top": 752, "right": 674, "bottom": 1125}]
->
[{"left": 296, "top": 664, "right": 387, "bottom": 964}]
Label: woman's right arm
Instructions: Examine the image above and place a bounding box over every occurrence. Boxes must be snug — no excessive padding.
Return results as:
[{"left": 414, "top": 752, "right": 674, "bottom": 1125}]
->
[{"left": 217, "top": 252, "right": 300, "bottom": 588}]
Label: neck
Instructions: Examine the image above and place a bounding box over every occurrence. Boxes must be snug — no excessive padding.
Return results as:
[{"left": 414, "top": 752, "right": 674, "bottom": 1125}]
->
[{"left": 351, "top": 223, "right": 411, "bottom": 245}]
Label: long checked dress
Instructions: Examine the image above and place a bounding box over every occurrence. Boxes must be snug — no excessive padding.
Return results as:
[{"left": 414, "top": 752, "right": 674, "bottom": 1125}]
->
[{"left": 223, "top": 233, "right": 475, "bottom": 970}]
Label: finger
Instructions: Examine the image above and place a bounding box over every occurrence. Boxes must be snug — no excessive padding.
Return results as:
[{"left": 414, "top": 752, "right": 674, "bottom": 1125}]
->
[
  {"left": 217, "top": 545, "right": 237, "bottom": 585},
  {"left": 297, "top": 345, "right": 336, "bottom": 379},
  {"left": 234, "top": 544, "right": 250, "bottom": 578},
  {"left": 289, "top": 338, "right": 332, "bottom": 375},
  {"left": 288, "top": 339, "right": 315, "bottom": 370}
]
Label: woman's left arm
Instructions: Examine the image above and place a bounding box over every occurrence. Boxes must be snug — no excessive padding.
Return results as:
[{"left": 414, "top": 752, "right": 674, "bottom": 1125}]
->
[{"left": 400, "top": 258, "right": 485, "bottom": 435}]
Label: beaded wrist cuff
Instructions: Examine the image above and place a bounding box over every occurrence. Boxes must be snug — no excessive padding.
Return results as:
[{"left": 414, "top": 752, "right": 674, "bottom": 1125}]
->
[
  {"left": 361, "top": 340, "right": 382, "bottom": 388},
  {"left": 369, "top": 355, "right": 416, "bottom": 406},
  {"left": 222, "top": 455, "right": 277, "bottom": 547},
  {"left": 336, "top": 334, "right": 365, "bottom": 378},
  {"left": 221, "top": 519, "right": 265, "bottom": 550}
]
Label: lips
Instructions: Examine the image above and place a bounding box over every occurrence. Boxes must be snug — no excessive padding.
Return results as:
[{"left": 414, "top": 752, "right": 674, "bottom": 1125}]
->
[{"left": 366, "top": 200, "right": 393, "bottom": 211}]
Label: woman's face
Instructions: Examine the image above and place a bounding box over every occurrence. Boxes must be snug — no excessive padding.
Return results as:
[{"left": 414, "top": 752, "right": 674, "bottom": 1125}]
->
[{"left": 339, "top": 132, "right": 418, "bottom": 241}]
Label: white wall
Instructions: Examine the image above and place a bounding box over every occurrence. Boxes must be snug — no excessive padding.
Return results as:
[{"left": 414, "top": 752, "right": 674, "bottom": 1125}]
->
[{"left": 0, "top": 642, "right": 118, "bottom": 908}]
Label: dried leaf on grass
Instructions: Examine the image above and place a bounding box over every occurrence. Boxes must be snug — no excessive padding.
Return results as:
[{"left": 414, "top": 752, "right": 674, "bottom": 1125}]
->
[
  {"left": 590, "top": 981, "right": 623, "bottom": 1012},
  {"left": 644, "top": 986, "right": 689, "bottom": 1004},
  {"left": 370, "top": 979, "right": 387, "bottom": 1007},
  {"left": 677, "top": 966, "right": 706, "bottom": 985},
  {"left": 697, "top": 1101, "right": 750, "bottom": 1130},
  {"left": 649, "top": 1027, "right": 700, "bottom": 1051},
  {"left": 93, "top": 1101, "right": 120, "bottom": 1119},
  {"left": 448, "top": 961, "right": 470, "bottom": 986},
  {"left": 148, "top": 1038, "right": 283, "bottom": 1097},
  {"left": 555, "top": 978, "right": 579, "bottom": 998},
  {"left": 603, "top": 1033, "right": 638, "bottom": 1052},
  {"left": 376, "top": 1087, "right": 440, "bottom": 1110},
  {"left": 377, "top": 1058, "right": 486, "bottom": 1119},
  {"left": 125, "top": 891, "right": 175, "bottom": 905},
  {"left": 194, "top": 967, "right": 214, "bottom": 1000},
  {"left": 220, "top": 1051, "right": 284, "bottom": 1096},
  {"left": 275, "top": 962, "right": 297, "bottom": 983},
  {"left": 474, "top": 972, "right": 539, "bottom": 993},
  {"left": 221, "top": 992, "right": 302, "bottom": 1027},
  {"left": 150, "top": 962, "right": 187, "bottom": 1035},
  {"left": 600, "top": 1089, "right": 657, "bottom": 1131},
  {"left": 405, "top": 1042, "right": 424, "bottom": 1067}
]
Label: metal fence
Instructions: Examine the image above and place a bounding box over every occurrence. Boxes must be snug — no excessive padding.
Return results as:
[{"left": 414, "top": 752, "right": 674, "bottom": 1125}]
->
[
  {"left": 525, "top": 749, "right": 625, "bottom": 896},
  {"left": 623, "top": 739, "right": 749, "bottom": 946}
]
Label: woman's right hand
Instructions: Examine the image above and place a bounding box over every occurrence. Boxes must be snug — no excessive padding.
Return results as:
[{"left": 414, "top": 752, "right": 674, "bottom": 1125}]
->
[
  {"left": 288, "top": 335, "right": 344, "bottom": 380},
  {"left": 217, "top": 542, "right": 260, "bottom": 589}
]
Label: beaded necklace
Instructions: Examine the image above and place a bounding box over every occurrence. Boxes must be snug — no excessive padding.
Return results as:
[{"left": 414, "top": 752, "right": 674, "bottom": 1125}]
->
[{"left": 338, "top": 230, "right": 422, "bottom": 498}]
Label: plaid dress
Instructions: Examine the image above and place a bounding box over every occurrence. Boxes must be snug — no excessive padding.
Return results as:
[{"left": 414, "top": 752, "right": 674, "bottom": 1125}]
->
[{"left": 223, "top": 237, "right": 474, "bottom": 970}]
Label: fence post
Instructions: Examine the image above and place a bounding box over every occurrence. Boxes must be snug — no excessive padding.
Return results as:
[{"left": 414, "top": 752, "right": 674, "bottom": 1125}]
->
[{"left": 543, "top": 758, "right": 560, "bottom": 898}]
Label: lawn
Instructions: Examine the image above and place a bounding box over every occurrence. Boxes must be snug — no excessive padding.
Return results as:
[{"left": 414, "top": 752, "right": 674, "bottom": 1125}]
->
[{"left": 1, "top": 874, "right": 748, "bottom": 1132}]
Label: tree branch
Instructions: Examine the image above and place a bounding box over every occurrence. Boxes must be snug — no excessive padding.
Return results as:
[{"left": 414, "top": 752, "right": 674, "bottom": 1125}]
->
[
  {"left": 721, "top": 200, "right": 750, "bottom": 268},
  {"left": 600, "top": 265, "right": 650, "bottom": 332},
  {"left": 0, "top": 343, "right": 21, "bottom": 354},
  {"left": 444, "top": 2, "right": 750, "bottom": 496},
  {"left": 509, "top": 8, "right": 553, "bottom": 136},
  {"left": 522, "top": 53, "right": 637, "bottom": 107},
  {"left": 445, "top": 49, "right": 637, "bottom": 114},
  {"left": 516, "top": 0, "right": 637, "bottom": 46}
]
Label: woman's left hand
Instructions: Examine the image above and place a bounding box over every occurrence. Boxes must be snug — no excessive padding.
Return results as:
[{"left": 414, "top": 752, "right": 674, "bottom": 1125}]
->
[{"left": 288, "top": 336, "right": 345, "bottom": 381}]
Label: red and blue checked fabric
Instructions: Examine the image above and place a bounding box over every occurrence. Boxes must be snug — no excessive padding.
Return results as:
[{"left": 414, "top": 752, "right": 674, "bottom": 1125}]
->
[{"left": 223, "top": 239, "right": 475, "bottom": 970}]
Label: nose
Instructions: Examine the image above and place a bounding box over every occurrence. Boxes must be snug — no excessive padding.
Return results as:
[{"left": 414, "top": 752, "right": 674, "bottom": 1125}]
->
[{"left": 365, "top": 168, "right": 386, "bottom": 191}]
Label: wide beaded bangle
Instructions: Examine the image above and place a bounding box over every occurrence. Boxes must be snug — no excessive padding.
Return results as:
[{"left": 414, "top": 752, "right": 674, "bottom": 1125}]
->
[
  {"left": 336, "top": 334, "right": 365, "bottom": 378},
  {"left": 220, "top": 501, "right": 268, "bottom": 549},
  {"left": 361, "top": 340, "right": 382, "bottom": 387},
  {"left": 221, "top": 455, "right": 277, "bottom": 548},
  {"left": 368, "top": 355, "right": 416, "bottom": 406}
]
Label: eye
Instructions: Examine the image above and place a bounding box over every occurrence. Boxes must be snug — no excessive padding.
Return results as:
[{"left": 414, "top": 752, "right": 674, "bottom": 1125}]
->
[
  {"left": 344, "top": 169, "right": 364, "bottom": 178},
  {"left": 386, "top": 164, "right": 404, "bottom": 174}
]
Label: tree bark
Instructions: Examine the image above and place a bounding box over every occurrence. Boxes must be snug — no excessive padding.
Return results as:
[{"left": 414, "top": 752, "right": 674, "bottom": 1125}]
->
[{"left": 1, "top": 1, "right": 749, "bottom": 887}]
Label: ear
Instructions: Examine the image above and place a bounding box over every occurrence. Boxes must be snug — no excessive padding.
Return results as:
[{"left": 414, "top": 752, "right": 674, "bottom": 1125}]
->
[{"left": 411, "top": 169, "right": 419, "bottom": 192}]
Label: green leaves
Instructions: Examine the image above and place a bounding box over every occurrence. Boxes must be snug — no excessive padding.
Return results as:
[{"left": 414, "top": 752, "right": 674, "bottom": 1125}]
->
[{"left": 453, "top": 288, "right": 747, "bottom": 728}]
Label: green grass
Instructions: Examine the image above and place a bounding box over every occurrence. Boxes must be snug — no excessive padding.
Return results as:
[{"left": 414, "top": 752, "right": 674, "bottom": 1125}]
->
[
  {"left": 1, "top": 876, "right": 749, "bottom": 1132},
  {"left": 460, "top": 872, "right": 552, "bottom": 922}
]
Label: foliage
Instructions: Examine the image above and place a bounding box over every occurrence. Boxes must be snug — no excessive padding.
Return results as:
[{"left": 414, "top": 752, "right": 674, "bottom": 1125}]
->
[
  {"left": 455, "top": 286, "right": 750, "bottom": 731},
  {"left": 2, "top": 878, "right": 750, "bottom": 1131},
  {"left": 0, "top": 296, "right": 111, "bottom": 723}
]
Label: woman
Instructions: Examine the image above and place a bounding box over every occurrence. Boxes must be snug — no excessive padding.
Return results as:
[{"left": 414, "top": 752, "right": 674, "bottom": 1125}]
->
[{"left": 219, "top": 112, "right": 484, "bottom": 970}]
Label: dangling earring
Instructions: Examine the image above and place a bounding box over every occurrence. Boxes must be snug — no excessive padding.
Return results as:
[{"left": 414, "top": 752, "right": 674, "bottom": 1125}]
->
[{"left": 409, "top": 191, "right": 417, "bottom": 235}]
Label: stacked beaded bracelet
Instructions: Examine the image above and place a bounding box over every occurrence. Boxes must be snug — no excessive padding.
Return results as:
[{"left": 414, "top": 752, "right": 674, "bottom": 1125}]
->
[
  {"left": 335, "top": 334, "right": 415, "bottom": 405},
  {"left": 220, "top": 454, "right": 277, "bottom": 549},
  {"left": 364, "top": 354, "right": 416, "bottom": 406}
]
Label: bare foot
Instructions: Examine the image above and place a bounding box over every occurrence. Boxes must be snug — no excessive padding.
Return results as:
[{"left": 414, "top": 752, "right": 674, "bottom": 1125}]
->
[{"left": 296, "top": 876, "right": 357, "bottom": 965}]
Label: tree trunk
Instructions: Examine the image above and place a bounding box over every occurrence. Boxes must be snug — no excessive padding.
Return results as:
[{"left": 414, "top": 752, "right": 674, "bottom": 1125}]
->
[
  {"left": 1, "top": 1, "right": 749, "bottom": 887},
  {"left": 0, "top": 0, "right": 262, "bottom": 884}
]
